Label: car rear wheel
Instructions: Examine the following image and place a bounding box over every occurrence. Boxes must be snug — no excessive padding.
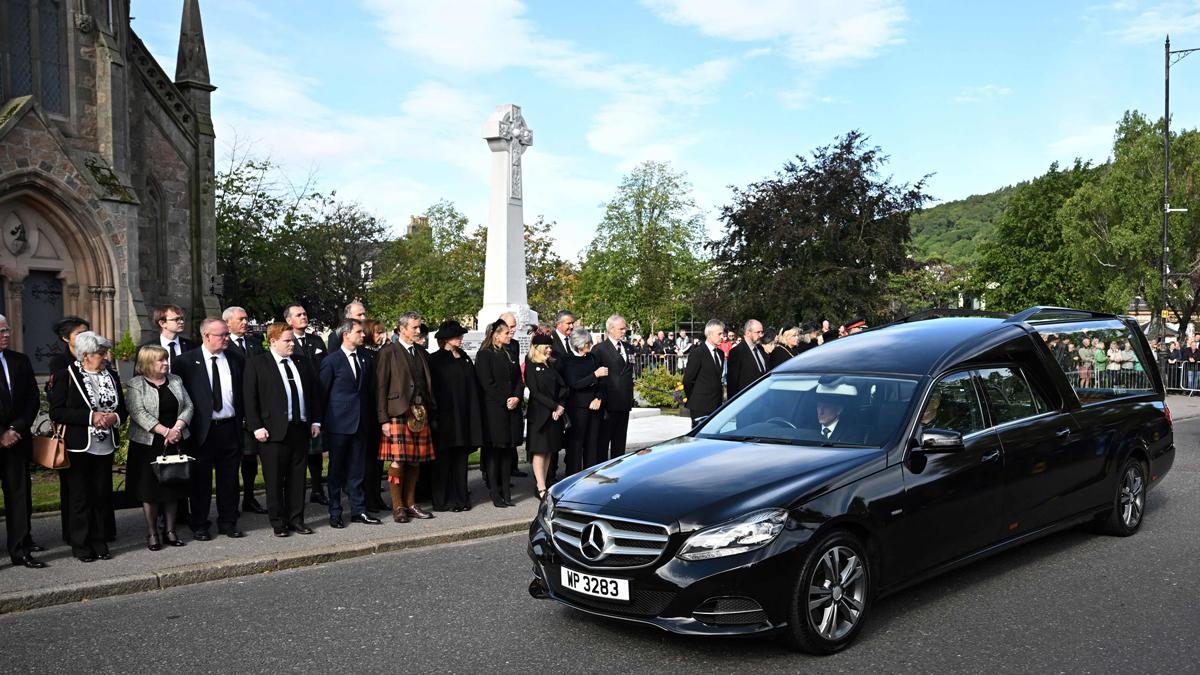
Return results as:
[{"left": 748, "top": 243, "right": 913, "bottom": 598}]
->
[
  {"left": 782, "top": 530, "right": 872, "bottom": 654},
  {"left": 1095, "top": 457, "right": 1147, "bottom": 536}
]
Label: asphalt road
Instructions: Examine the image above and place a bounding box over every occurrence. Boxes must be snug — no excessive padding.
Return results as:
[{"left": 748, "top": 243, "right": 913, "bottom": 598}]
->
[{"left": 3, "top": 421, "right": 1198, "bottom": 674}]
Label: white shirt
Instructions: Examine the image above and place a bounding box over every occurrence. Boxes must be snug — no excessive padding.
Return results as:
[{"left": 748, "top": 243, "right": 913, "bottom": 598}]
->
[
  {"left": 272, "top": 351, "right": 308, "bottom": 423},
  {"left": 609, "top": 337, "right": 626, "bottom": 362},
  {"left": 556, "top": 331, "right": 571, "bottom": 354},
  {"left": 341, "top": 345, "right": 361, "bottom": 382},
  {"left": 160, "top": 334, "right": 182, "bottom": 353},
  {"left": 821, "top": 418, "right": 839, "bottom": 439},
  {"left": 201, "top": 347, "right": 236, "bottom": 420}
]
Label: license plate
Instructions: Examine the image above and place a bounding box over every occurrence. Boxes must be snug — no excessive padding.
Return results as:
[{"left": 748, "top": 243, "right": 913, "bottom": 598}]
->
[{"left": 560, "top": 567, "right": 630, "bottom": 602}]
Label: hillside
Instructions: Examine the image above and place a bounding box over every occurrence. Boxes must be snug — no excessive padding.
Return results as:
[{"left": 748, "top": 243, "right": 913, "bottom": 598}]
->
[{"left": 909, "top": 185, "right": 1017, "bottom": 265}]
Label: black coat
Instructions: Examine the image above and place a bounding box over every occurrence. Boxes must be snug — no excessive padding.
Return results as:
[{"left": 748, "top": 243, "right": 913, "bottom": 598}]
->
[
  {"left": 292, "top": 332, "right": 327, "bottom": 368},
  {"left": 137, "top": 335, "right": 196, "bottom": 370},
  {"left": 428, "top": 349, "right": 484, "bottom": 449},
  {"left": 173, "top": 347, "right": 245, "bottom": 446},
  {"left": 1, "top": 349, "right": 40, "bottom": 435},
  {"left": 590, "top": 338, "right": 634, "bottom": 412},
  {"left": 228, "top": 333, "right": 265, "bottom": 360},
  {"left": 524, "top": 357, "right": 566, "bottom": 454},
  {"left": 682, "top": 344, "right": 724, "bottom": 417},
  {"left": 243, "top": 351, "right": 322, "bottom": 441},
  {"left": 562, "top": 352, "right": 605, "bottom": 410},
  {"left": 549, "top": 331, "right": 572, "bottom": 374},
  {"left": 48, "top": 364, "right": 128, "bottom": 451},
  {"left": 726, "top": 341, "right": 767, "bottom": 397},
  {"left": 767, "top": 345, "right": 796, "bottom": 370},
  {"left": 475, "top": 347, "right": 523, "bottom": 447}
]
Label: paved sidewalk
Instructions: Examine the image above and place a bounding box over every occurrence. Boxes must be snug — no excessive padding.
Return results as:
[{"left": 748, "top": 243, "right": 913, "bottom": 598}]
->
[
  {"left": 0, "top": 413, "right": 694, "bottom": 614},
  {"left": 1166, "top": 393, "right": 1200, "bottom": 420}
]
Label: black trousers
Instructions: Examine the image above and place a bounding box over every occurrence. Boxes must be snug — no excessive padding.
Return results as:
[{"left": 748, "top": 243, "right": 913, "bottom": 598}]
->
[
  {"left": 241, "top": 429, "right": 260, "bottom": 502},
  {"left": 431, "top": 446, "right": 469, "bottom": 510},
  {"left": 1, "top": 440, "right": 33, "bottom": 560},
  {"left": 64, "top": 451, "right": 112, "bottom": 558},
  {"left": 484, "top": 446, "right": 512, "bottom": 503},
  {"left": 189, "top": 420, "right": 241, "bottom": 531},
  {"left": 261, "top": 423, "right": 310, "bottom": 531},
  {"left": 598, "top": 410, "right": 630, "bottom": 461},
  {"left": 567, "top": 407, "right": 603, "bottom": 472}
]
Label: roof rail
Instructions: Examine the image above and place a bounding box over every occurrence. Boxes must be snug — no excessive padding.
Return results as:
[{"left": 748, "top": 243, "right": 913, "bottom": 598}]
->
[
  {"left": 893, "top": 308, "right": 1010, "bottom": 323},
  {"left": 1003, "top": 306, "right": 1119, "bottom": 324}
]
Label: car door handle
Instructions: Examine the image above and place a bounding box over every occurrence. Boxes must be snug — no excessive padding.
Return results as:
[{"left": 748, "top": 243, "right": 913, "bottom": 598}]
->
[
  {"left": 982, "top": 449, "right": 1000, "bottom": 463},
  {"left": 1055, "top": 427, "right": 1072, "bottom": 438}
]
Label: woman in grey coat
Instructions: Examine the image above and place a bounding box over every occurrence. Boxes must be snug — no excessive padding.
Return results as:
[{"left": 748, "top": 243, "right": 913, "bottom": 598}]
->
[{"left": 126, "top": 345, "right": 194, "bottom": 550}]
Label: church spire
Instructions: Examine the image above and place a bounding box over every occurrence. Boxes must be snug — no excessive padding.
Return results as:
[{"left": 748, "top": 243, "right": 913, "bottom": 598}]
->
[{"left": 175, "top": 0, "right": 210, "bottom": 87}]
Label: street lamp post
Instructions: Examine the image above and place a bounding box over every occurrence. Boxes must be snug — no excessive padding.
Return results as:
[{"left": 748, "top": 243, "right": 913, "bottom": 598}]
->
[{"left": 1163, "top": 36, "right": 1199, "bottom": 347}]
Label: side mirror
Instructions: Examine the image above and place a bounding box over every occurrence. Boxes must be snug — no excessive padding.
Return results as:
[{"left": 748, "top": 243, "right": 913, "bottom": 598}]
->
[{"left": 920, "top": 428, "right": 964, "bottom": 453}]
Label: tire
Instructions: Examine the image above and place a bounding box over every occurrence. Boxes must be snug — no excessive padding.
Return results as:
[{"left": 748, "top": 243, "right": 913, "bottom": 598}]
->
[
  {"left": 1095, "top": 457, "right": 1148, "bottom": 536},
  {"left": 782, "top": 530, "right": 873, "bottom": 654}
]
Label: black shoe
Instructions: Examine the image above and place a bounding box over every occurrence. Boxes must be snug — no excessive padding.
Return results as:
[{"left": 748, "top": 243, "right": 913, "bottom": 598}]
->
[
  {"left": 218, "top": 526, "right": 245, "bottom": 539},
  {"left": 29, "top": 544, "right": 46, "bottom": 553},
  {"left": 273, "top": 528, "right": 291, "bottom": 537},
  {"left": 451, "top": 506, "right": 465, "bottom": 512},
  {"left": 97, "top": 552, "right": 112, "bottom": 560},
  {"left": 77, "top": 555, "right": 97, "bottom": 563},
  {"left": 11, "top": 554, "right": 46, "bottom": 569},
  {"left": 511, "top": 469, "right": 528, "bottom": 477},
  {"left": 290, "top": 524, "right": 315, "bottom": 535},
  {"left": 164, "top": 531, "right": 186, "bottom": 547},
  {"left": 192, "top": 529, "right": 212, "bottom": 541},
  {"left": 493, "top": 499, "right": 510, "bottom": 508},
  {"left": 329, "top": 515, "right": 345, "bottom": 529},
  {"left": 147, "top": 534, "right": 163, "bottom": 552},
  {"left": 242, "top": 498, "right": 268, "bottom": 515},
  {"left": 502, "top": 499, "right": 517, "bottom": 507},
  {"left": 309, "top": 491, "right": 329, "bottom": 506},
  {"left": 350, "top": 513, "right": 382, "bottom": 525}
]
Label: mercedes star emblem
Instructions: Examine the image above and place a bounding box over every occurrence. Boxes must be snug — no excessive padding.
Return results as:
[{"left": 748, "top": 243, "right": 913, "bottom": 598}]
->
[{"left": 579, "top": 521, "right": 611, "bottom": 561}]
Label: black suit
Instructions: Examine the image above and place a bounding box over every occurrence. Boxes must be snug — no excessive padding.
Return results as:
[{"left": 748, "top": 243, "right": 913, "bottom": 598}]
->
[
  {"left": 683, "top": 344, "right": 725, "bottom": 422},
  {"left": 591, "top": 338, "right": 634, "bottom": 460},
  {"left": 547, "top": 332, "right": 572, "bottom": 476},
  {"left": 138, "top": 336, "right": 196, "bottom": 373},
  {"left": 174, "top": 347, "right": 244, "bottom": 532},
  {"left": 229, "top": 333, "right": 266, "bottom": 504},
  {"left": 0, "top": 349, "right": 39, "bottom": 561},
  {"left": 244, "top": 351, "right": 323, "bottom": 531},
  {"left": 291, "top": 332, "right": 328, "bottom": 497},
  {"left": 726, "top": 341, "right": 767, "bottom": 397}
]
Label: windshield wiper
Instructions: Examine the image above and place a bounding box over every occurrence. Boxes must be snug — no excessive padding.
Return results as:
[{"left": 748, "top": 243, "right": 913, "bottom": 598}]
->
[{"left": 705, "top": 434, "right": 800, "bottom": 445}]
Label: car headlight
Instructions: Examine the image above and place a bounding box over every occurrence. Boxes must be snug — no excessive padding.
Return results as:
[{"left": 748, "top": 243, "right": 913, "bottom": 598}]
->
[
  {"left": 677, "top": 509, "right": 788, "bottom": 561},
  {"left": 538, "top": 496, "right": 555, "bottom": 529}
]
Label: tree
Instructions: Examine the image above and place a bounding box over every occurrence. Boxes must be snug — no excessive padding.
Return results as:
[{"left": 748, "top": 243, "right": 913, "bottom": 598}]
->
[
  {"left": 574, "top": 161, "right": 709, "bottom": 333},
  {"left": 291, "top": 197, "right": 387, "bottom": 327},
  {"left": 974, "top": 160, "right": 1099, "bottom": 313},
  {"left": 525, "top": 215, "right": 575, "bottom": 321},
  {"left": 1059, "top": 110, "right": 1200, "bottom": 337},
  {"left": 367, "top": 200, "right": 485, "bottom": 325},
  {"left": 883, "top": 260, "right": 971, "bottom": 318},
  {"left": 709, "top": 131, "right": 929, "bottom": 327}
]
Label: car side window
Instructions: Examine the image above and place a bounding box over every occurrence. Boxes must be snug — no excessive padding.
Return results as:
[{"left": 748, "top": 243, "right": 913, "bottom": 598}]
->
[
  {"left": 1034, "top": 320, "right": 1155, "bottom": 404},
  {"left": 977, "top": 367, "right": 1044, "bottom": 425},
  {"left": 921, "top": 371, "right": 985, "bottom": 436}
]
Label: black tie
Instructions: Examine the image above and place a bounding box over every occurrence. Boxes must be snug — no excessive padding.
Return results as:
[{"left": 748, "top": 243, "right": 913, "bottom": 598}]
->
[
  {"left": 823, "top": 427, "right": 832, "bottom": 439},
  {"left": 713, "top": 348, "right": 722, "bottom": 368},
  {"left": 168, "top": 341, "right": 178, "bottom": 360},
  {"left": 210, "top": 356, "right": 223, "bottom": 412},
  {"left": 281, "top": 359, "right": 301, "bottom": 422},
  {"left": 408, "top": 345, "right": 416, "bottom": 357},
  {"left": 238, "top": 337, "right": 247, "bottom": 354},
  {"left": 0, "top": 355, "right": 12, "bottom": 411},
  {"left": 753, "top": 346, "right": 765, "bottom": 373},
  {"left": 349, "top": 352, "right": 360, "bottom": 388}
]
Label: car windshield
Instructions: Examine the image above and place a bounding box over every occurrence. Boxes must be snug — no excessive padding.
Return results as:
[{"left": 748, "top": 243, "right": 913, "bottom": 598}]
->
[{"left": 695, "top": 374, "right": 919, "bottom": 448}]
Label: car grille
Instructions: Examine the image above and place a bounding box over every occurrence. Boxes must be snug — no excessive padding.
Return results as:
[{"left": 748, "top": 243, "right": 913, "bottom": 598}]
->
[
  {"left": 693, "top": 596, "right": 769, "bottom": 626},
  {"left": 550, "top": 508, "right": 671, "bottom": 570}
]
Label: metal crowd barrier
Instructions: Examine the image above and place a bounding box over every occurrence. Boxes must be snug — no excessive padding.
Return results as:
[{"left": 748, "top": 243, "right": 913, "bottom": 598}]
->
[
  {"left": 630, "top": 352, "right": 691, "bottom": 377},
  {"left": 1159, "top": 355, "right": 1200, "bottom": 395},
  {"left": 1063, "top": 365, "right": 1154, "bottom": 392}
]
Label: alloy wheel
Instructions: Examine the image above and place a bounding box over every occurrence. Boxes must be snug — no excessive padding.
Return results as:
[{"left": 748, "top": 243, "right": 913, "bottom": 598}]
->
[
  {"left": 1119, "top": 464, "right": 1145, "bottom": 529},
  {"left": 807, "top": 545, "right": 867, "bottom": 641}
]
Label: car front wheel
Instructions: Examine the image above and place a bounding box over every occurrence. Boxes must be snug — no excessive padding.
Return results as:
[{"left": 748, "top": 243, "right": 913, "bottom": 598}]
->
[{"left": 783, "top": 530, "right": 873, "bottom": 654}]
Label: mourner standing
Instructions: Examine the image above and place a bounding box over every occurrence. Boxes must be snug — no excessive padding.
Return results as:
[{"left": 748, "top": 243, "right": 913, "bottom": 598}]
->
[
  {"left": 427, "top": 320, "right": 483, "bottom": 512},
  {"left": 524, "top": 334, "right": 567, "bottom": 500},
  {"left": 476, "top": 319, "right": 523, "bottom": 507},
  {"left": 375, "top": 312, "right": 437, "bottom": 522}
]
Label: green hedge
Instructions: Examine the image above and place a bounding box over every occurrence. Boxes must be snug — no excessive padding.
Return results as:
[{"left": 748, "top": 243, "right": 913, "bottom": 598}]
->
[{"left": 635, "top": 366, "right": 683, "bottom": 408}]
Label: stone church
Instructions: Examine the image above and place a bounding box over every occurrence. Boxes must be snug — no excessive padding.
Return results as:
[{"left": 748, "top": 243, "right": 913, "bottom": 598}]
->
[{"left": 0, "top": 0, "right": 218, "bottom": 373}]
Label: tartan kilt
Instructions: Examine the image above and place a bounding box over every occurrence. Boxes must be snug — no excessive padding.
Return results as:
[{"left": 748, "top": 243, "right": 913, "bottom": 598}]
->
[{"left": 378, "top": 418, "right": 435, "bottom": 463}]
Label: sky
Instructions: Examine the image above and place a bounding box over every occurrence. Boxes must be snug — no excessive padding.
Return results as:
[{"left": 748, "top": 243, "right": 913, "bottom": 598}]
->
[{"left": 132, "top": 0, "right": 1200, "bottom": 258}]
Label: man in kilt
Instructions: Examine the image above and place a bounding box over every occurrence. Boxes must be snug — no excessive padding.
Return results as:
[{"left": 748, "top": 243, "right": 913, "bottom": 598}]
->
[{"left": 375, "top": 312, "right": 437, "bottom": 523}]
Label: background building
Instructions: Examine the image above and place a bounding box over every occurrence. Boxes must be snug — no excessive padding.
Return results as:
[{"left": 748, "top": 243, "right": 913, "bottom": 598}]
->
[{"left": 0, "top": 0, "right": 217, "bottom": 373}]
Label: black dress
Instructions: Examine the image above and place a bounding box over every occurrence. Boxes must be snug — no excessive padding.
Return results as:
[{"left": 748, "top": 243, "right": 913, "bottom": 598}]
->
[
  {"left": 126, "top": 382, "right": 190, "bottom": 504},
  {"left": 476, "top": 347, "right": 524, "bottom": 448},
  {"left": 428, "top": 349, "right": 484, "bottom": 510},
  {"left": 525, "top": 359, "right": 567, "bottom": 461}
]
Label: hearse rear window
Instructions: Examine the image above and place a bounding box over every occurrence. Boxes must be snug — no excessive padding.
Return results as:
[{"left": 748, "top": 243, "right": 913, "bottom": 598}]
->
[{"left": 1034, "top": 320, "right": 1155, "bottom": 403}]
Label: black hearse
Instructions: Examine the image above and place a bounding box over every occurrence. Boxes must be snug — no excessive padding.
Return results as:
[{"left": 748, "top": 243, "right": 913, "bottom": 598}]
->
[{"left": 527, "top": 307, "right": 1174, "bottom": 654}]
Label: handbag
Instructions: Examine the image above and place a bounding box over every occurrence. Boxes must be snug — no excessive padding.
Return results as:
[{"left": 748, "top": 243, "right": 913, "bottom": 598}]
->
[
  {"left": 31, "top": 423, "right": 70, "bottom": 470},
  {"left": 151, "top": 452, "right": 194, "bottom": 486}
]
